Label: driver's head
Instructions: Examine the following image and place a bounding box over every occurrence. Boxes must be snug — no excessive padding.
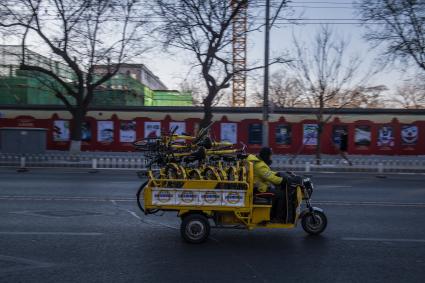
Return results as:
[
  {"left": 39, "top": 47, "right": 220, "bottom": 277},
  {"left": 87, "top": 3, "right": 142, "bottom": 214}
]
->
[{"left": 259, "top": 147, "right": 273, "bottom": 166}]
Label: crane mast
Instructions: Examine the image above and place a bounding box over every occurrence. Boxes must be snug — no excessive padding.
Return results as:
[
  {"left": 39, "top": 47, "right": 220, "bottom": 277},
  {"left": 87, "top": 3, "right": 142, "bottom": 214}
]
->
[{"left": 232, "top": 0, "right": 248, "bottom": 107}]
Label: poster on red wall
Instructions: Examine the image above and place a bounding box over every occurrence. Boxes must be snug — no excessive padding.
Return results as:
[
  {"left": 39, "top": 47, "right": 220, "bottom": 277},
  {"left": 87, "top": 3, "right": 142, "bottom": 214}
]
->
[
  {"left": 97, "top": 121, "right": 114, "bottom": 143},
  {"left": 53, "top": 120, "right": 70, "bottom": 141},
  {"left": 169, "top": 122, "right": 186, "bottom": 135},
  {"left": 82, "top": 121, "right": 92, "bottom": 142},
  {"left": 377, "top": 125, "right": 394, "bottom": 147},
  {"left": 120, "top": 121, "right": 136, "bottom": 143},
  {"left": 275, "top": 124, "right": 292, "bottom": 145},
  {"left": 401, "top": 125, "right": 418, "bottom": 146},
  {"left": 221, "top": 123, "right": 237, "bottom": 144},
  {"left": 355, "top": 125, "right": 371, "bottom": 146},
  {"left": 303, "top": 124, "right": 318, "bottom": 146},
  {"left": 144, "top": 122, "right": 161, "bottom": 138}
]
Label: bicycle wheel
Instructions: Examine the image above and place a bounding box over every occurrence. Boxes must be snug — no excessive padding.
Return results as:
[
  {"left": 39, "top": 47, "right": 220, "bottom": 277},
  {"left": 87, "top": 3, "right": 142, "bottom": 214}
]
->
[
  {"left": 187, "top": 169, "right": 202, "bottom": 180},
  {"left": 164, "top": 163, "right": 186, "bottom": 187},
  {"left": 133, "top": 138, "right": 160, "bottom": 151},
  {"left": 203, "top": 167, "right": 220, "bottom": 180},
  {"left": 136, "top": 181, "right": 159, "bottom": 214}
]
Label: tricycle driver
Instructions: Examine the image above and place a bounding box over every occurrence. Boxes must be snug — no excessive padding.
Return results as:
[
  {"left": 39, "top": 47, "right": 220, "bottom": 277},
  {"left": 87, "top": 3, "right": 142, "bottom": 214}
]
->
[{"left": 247, "top": 147, "right": 297, "bottom": 223}]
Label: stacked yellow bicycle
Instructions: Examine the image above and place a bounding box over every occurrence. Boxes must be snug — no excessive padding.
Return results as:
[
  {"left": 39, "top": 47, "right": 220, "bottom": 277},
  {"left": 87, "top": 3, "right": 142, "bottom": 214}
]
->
[{"left": 133, "top": 123, "right": 248, "bottom": 185}]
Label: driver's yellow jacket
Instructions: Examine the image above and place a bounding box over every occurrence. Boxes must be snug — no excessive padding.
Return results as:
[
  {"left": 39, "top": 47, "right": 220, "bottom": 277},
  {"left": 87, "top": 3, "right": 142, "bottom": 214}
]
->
[{"left": 247, "top": 154, "right": 283, "bottom": 193}]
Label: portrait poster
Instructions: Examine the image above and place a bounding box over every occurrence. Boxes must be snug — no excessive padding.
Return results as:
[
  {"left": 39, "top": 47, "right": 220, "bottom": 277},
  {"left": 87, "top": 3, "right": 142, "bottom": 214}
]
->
[
  {"left": 355, "top": 125, "right": 371, "bottom": 146},
  {"left": 275, "top": 124, "right": 291, "bottom": 145},
  {"left": 53, "top": 120, "right": 70, "bottom": 141},
  {"left": 120, "top": 121, "right": 136, "bottom": 143},
  {"left": 221, "top": 123, "right": 237, "bottom": 144},
  {"left": 97, "top": 121, "right": 114, "bottom": 143},
  {"left": 303, "top": 124, "right": 318, "bottom": 146},
  {"left": 332, "top": 125, "right": 346, "bottom": 145},
  {"left": 169, "top": 122, "right": 186, "bottom": 135},
  {"left": 144, "top": 121, "right": 161, "bottom": 138},
  {"left": 248, "top": 123, "right": 262, "bottom": 144},
  {"left": 81, "top": 121, "right": 92, "bottom": 142},
  {"left": 377, "top": 126, "right": 394, "bottom": 147},
  {"left": 401, "top": 125, "right": 418, "bottom": 146},
  {"left": 192, "top": 122, "right": 200, "bottom": 136},
  {"left": 333, "top": 127, "right": 341, "bottom": 145}
]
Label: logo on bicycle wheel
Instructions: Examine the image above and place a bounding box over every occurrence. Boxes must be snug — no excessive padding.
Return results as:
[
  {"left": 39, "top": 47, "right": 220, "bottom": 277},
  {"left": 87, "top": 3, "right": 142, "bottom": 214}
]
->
[
  {"left": 156, "top": 190, "right": 172, "bottom": 203},
  {"left": 225, "top": 191, "right": 242, "bottom": 204},
  {"left": 203, "top": 191, "right": 220, "bottom": 204},
  {"left": 180, "top": 190, "right": 195, "bottom": 203}
]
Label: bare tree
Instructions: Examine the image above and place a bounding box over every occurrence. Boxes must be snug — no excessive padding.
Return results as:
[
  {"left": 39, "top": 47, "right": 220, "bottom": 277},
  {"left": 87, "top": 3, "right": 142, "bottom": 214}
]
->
[
  {"left": 253, "top": 70, "right": 306, "bottom": 107},
  {"left": 179, "top": 76, "right": 229, "bottom": 107},
  {"left": 331, "top": 85, "right": 388, "bottom": 108},
  {"left": 289, "top": 26, "right": 375, "bottom": 164},
  {"left": 154, "top": 0, "right": 288, "bottom": 128},
  {"left": 0, "top": 0, "right": 145, "bottom": 151},
  {"left": 359, "top": 0, "right": 425, "bottom": 72},
  {"left": 179, "top": 79, "right": 204, "bottom": 106},
  {"left": 392, "top": 75, "right": 425, "bottom": 108}
]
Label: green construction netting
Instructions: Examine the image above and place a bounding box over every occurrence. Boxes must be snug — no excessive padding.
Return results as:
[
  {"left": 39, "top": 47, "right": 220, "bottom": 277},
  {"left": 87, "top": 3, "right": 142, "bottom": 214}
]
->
[
  {"left": 151, "top": 91, "right": 193, "bottom": 106},
  {"left": 0, "top": 71, "right": 193, "bottom": 107},
  {"left": 0, "top": 75, "right": 67, "bottom": 105}
]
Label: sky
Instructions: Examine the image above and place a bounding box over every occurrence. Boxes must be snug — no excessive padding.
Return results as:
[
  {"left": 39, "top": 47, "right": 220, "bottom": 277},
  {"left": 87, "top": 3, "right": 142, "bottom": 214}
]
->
[
  {"left": 1, "top": 0, "right": 419, "bottom": 106},
  {"left": 138, "top": 0, "right": 417, "bottom": 105}
]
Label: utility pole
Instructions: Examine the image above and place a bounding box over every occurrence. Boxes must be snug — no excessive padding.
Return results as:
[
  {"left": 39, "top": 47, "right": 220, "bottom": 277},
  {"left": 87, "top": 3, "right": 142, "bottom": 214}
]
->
[{"left": 262, "top": 0, "right": 270, "bottom": 147}]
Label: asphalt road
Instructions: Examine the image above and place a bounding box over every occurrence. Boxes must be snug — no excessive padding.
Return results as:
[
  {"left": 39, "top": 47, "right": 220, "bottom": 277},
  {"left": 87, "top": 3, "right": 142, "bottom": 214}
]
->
[{"left": 0, "top": 169, "right": 424, "bottom": 283}]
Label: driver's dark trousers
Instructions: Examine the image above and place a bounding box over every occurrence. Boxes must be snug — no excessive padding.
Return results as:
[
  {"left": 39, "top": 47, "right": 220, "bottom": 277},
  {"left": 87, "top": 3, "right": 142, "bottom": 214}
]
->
[{"left": 271, "top": 181, "right": 296, "bottom": 223}]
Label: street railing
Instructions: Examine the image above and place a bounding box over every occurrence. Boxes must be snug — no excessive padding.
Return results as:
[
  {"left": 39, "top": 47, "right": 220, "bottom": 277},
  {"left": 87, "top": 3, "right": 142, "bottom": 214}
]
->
[{"left": 1, "top": 152, "right": 425, "bottom": 173}]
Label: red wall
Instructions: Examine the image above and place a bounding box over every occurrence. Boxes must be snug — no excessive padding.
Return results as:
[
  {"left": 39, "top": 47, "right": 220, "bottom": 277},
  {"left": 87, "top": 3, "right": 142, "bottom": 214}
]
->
[{"left": 1, "top": 113, "right": 424, "bottom": 155}]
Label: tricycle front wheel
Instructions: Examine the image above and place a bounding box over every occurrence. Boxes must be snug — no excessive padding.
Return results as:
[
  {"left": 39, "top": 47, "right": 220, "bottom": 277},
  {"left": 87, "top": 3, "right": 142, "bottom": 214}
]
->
[
  {"left": 180, "top": 214, "right": 210, "bottom": 244},
  {"left": 301, "top": 211, "right": 327, "bottom": 235}
]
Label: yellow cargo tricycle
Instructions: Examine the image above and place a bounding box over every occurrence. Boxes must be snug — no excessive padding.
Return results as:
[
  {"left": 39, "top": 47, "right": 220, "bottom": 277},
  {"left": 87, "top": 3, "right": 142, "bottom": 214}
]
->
[{"left": 136, "top": 162, "right": 327, "bottom": 244}]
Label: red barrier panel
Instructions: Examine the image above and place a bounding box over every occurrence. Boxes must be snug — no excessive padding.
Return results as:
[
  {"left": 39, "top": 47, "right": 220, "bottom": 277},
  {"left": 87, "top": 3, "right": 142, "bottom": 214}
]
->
[{"left": 1, "top": 114, "right": 425, "bottom": 155}]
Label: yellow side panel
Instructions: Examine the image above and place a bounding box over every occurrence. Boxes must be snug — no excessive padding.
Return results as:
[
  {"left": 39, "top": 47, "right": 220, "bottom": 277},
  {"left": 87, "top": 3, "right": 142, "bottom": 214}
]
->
[
  {"left": 251, "top": 206, "right": 271, "bottom": 224},
  {"left": 182, "top": 180, "right": 217, "bottom": 189},
  {"left": 144, "top": 184, "right": 152, "bottom": 205}
]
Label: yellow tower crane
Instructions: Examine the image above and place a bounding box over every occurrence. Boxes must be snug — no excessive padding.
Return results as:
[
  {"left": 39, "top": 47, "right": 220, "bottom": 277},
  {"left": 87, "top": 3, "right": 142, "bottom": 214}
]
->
[{"left": 232, "top": 0, "right": 248, "bottom": 107}]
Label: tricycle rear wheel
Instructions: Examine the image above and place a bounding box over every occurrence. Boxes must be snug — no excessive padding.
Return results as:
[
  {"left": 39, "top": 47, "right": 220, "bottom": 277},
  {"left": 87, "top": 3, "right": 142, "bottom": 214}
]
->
[
  {"left": 181, "top": 214, "right": 210, "bottom": 244},
  {"left": 301, "top": 210, "right": 327, "bottom": 235}
]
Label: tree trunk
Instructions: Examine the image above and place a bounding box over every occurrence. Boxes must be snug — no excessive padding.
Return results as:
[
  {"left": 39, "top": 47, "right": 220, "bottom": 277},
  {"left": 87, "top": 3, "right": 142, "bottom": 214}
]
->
[
  {"left": 69, "top": 108, "right": 85, "bottom": 153},
  {"left": 316, "top": 96, "right": 325, "bottom": 165},
  {"left": 316, "top": 122, "right": 323, "bottom": 165},
  {"left": 200, "top": 89, "right": 215, "bottom": 129}
]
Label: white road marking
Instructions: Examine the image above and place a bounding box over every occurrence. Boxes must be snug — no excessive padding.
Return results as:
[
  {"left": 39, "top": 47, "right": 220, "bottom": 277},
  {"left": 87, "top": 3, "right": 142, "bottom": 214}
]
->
[
  {"left": 342, "top": 237, "right": 425, "bottom": 243},
  {"left": 125, "top": 208, "right": 179, "bottom": 229},
  {"left": 0, "top": 196, "right": 134, "bottom": 202},
  {"left": 108, "top": 197, "right": 180, "bottom": 230},
  {"left": 126, "top": 209, "right": 142, "bottom": 221},
  {"left": 0, "top": 232, "right": 103, "bottom": 236},
  {"left": 315, "top": 201, "right": 425, "bottom": 208}
]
